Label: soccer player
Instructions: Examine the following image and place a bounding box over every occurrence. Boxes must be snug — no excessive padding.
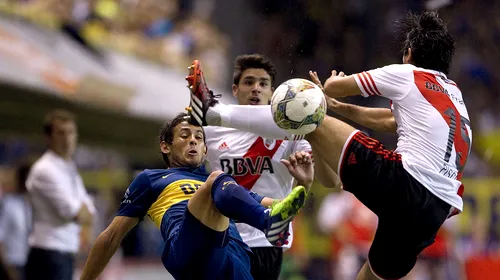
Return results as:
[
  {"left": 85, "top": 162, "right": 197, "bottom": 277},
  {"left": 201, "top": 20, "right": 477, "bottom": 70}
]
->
[
  {"left": 185, "top": 11, "right": 471, "bottom": 280},
  {"left": 79, "top": 112, "right": 313, "bottom": 280},
  {"left": 189, "top": 54, "right": 341, "bottom": 280}
]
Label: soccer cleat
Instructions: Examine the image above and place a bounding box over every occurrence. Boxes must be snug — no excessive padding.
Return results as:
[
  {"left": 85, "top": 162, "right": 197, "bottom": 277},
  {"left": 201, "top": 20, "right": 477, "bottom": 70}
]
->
[
  {"left": 185, "top": 60, "right": 220, "bottom": 126},
  {"left": 265, "top": 185, "right": 307, "bottom": 246}
]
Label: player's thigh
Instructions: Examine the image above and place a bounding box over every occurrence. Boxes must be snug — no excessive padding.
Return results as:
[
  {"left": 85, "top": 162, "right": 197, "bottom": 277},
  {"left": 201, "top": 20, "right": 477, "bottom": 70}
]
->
[
  {"left": 305, "top": 115, "right": 358, "bottom": 173},
  {"left": 187, "top": 170, "right": 229, "bottom": 231},
  {"left": 163, "top": 207, "right": 230, "bottom": 278},
  {"left": 335, "top": 131, "right": 403, "bottom": 214}
]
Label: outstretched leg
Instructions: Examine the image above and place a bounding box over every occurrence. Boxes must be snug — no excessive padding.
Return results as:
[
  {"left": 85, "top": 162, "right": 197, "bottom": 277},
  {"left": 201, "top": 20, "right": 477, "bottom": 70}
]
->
[
  {"left": 305, "top": 115, "right": 359, "bottom": 175},
  {"left": 189, "top": 170, "right": 307, "bottom": 246}
]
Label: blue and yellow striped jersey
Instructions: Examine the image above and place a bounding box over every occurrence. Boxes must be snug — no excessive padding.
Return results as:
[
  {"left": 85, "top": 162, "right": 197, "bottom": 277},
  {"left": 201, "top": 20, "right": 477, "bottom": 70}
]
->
[{"left": 116, "top": 166, "right": 246, "bottom": 245}]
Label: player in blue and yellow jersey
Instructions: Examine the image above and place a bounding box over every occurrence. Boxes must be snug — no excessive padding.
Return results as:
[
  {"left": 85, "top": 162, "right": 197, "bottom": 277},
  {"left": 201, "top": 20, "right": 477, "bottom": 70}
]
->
[{"left": 80, "top": 112, "right": 313, "bottom": 280}]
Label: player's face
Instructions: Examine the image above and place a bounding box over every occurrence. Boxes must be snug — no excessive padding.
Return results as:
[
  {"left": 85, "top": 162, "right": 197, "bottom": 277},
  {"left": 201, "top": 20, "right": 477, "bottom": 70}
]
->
[
  {"left": 162, "top": 122, "right": 207, "bottom": 168},
  {"left": 233, "top": 68, "right": 273, "bottom": 105},
  {"left": 47, "top": 119, "right": 78, "bottom": 158}
]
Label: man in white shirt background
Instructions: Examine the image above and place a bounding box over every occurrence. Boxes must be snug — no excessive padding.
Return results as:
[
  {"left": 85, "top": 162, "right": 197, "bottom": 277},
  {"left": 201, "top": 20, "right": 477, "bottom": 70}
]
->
[{"left": 25, "top": 109, "right": 95, "bottom": 280}]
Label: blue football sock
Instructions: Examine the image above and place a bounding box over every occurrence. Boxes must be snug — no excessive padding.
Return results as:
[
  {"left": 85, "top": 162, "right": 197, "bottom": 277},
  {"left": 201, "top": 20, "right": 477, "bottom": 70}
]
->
[{"left": 211, "top": 173, "right": 269, "bottom": 231}]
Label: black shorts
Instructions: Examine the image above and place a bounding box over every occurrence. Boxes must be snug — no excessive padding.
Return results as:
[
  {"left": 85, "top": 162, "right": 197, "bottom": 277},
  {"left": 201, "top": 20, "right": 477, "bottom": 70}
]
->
[
  {"left": 339, "top": 131, "right": 451, "bottom": 279},
  {"left": 249, "top": 247, "right": 283, "bottom": 280}
]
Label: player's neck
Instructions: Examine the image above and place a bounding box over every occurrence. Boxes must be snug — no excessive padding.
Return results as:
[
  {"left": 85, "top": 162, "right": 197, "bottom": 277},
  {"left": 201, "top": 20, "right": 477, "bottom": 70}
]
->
[
  {"left": 169, "top": 164, "right": 202, "bottom": 170},
  {"left": 49, "top": 148, "right": 72, "bottom": 161}
]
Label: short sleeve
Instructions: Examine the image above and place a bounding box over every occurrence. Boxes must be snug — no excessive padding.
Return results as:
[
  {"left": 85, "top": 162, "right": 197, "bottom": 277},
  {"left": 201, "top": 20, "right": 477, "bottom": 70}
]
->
[
  {"left": 293, "top": 139, "right": 312, "bottom": 153},
  {"left": 353, "top": 64, "right": 414, "bottom": 101},
  {"left": 116, "top": 171, "right": 156, "bottom": 220}
]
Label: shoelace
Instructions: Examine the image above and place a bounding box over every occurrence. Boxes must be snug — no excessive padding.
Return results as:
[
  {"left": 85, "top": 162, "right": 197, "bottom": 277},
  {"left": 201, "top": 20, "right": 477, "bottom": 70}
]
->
[{"left": 208, "top": 90, "right": 221, "bottom": 106}]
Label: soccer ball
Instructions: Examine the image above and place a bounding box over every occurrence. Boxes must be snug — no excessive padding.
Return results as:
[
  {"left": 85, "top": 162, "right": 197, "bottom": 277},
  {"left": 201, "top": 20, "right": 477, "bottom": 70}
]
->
[{"left": 271, "top": 78, "right": 327, "bottom": 135}]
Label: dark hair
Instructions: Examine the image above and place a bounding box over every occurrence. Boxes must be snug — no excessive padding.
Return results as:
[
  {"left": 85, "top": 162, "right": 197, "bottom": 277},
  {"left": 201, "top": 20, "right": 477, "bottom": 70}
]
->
[
  {"left": 43, "top": 109, "right": 76, "bottom": 136},
  {"left": 233, "top": 54, "right": 277, "bottom": 85},
  {"left": 396, "top": 11, "right": 455, "bottom": 74},
  {"left": 158, "top": 112, "right": 205, "bottom": 167}
]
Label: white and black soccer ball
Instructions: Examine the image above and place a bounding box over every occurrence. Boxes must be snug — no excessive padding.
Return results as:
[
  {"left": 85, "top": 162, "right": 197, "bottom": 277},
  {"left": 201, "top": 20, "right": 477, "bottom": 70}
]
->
[{"left": 271, "top": 78, "right": 327, "bottom": 135}]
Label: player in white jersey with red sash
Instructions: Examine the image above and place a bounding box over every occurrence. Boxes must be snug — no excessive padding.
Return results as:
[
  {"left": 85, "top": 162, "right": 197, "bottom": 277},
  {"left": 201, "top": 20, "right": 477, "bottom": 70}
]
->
[
  {"left": 185, "top": 12, "right": 471, "bottom": 280},
  {"left": 197, "top": 54, "right": 341, "bottom": 280}
]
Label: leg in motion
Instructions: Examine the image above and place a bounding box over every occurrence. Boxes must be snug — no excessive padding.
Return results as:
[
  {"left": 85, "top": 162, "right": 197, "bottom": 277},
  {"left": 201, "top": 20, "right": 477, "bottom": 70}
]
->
[
  {"left": 209, "top": 171, "right": 307, "bottom": 246},
  {"left": 305, "top": 115, "right": 359, "bottom": 174}
]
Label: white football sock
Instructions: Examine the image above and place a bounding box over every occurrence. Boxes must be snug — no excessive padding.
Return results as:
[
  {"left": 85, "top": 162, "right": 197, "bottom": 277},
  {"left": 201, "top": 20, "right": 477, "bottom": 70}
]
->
[{"left": 206, "top": 103, "right": 296, "bottom": 140}]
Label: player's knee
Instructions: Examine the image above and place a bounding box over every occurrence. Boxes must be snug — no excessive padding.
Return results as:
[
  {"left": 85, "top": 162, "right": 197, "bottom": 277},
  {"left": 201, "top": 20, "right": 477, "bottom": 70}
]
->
[
  {"left": 207, "top": 170, "right": 225, "bottom": 184},
  {"left": 209, "top": 172, "right": 240, "bottom": 206},
  {"left": 195, "top": 170, "right": 225, "bottom": 196},
  {"left": 207, "top": 170, "right": 225, "bottom": 186}
]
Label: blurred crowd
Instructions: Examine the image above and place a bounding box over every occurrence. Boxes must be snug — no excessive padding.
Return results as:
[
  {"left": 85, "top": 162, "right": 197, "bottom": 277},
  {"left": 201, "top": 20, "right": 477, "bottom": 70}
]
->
[{"left": 0, "top": 0, "right": 230, "bottom": 87}]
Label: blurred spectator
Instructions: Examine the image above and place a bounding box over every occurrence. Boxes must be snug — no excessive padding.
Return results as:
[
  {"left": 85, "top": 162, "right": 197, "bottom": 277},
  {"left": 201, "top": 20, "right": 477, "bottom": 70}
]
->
[
  {"left": 25, "top": 109, "right": 96, "bottom": 280},
  {"left": 0, "top": 254, "right": 15, "bottom": 280},
  {"left": 317, "top": 191, "right": 378, "bottom": 279},
  {"left": 408, "top": 216, "right": 466, "bottom": 280},
  {"left": 0, "top": 164, "right": 31, "bottom": 280},
  {"left": 0, "top": 0, "right": 230, "bottom": 87}
]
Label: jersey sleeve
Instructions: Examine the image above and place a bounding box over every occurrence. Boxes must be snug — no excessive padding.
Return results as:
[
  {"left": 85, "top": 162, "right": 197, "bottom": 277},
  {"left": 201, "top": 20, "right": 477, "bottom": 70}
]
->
[
  {"left": 293, "top": 139, "right": 312, "bottom": 153},
  {"left": 116, "top": 171, "right": 156, "bottom": 220},
  {"left": 204, "top": 126, "right": 216, "bottom": 139},
  {"left": 353, "top": 64, "right": 414, "bottom": 101}
]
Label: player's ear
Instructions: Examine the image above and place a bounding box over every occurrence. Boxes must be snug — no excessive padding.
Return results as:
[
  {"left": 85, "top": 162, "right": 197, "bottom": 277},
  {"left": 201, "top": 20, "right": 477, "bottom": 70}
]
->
[
  {"left": 160, "top": 141, "right": 170, "bottom": 155},
  {"left": 203, "top": 144, "right": 208, "bottom": 155},
  {"left": 403, "top": 48, "right": 413, "bottom": 64},
  {"left": 232, "top": 84, "right": 238, "bottom": 97}
]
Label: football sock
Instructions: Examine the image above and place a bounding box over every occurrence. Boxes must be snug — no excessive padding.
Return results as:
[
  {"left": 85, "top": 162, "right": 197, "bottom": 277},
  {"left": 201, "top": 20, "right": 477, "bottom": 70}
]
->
[
  {"left": 207, "top": 103, "right": 295, "bottom": 140},
  {"left": 211, "top": 173, "right": 269, "bottom": 231}
]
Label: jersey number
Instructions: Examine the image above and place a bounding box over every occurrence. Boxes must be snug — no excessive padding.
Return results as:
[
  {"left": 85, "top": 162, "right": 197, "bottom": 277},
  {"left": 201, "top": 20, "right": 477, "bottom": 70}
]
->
[
  {"left": 443, "top": 107, "right": 471, "bottom": 175},
  {"left": 180, "top": 183, "right": 201, "bottom": 195}
]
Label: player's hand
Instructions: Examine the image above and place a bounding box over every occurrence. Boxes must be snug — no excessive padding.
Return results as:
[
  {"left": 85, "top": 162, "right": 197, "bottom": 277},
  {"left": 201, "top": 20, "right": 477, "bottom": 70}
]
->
[
  {"left": 309, "top": 70, "right": 342, "bottom": 111},
  {"left": 281, "top": 151, "right": 314, "bottom": 189},
  {"left": 309, "top": 70, "right": 325, "bottom": 91}
]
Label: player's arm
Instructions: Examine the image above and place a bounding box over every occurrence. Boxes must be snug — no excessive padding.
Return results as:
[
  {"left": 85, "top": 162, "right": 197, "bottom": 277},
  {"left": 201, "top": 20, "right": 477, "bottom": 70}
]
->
[
  {"left": 322, "top": 71, "right": 362, "bottom": 98},
  {"left": 80, "top": 216, "right": 138, "bottom": 280},
  {"left": 320, "top": 65, "right": 412, "bottom": 101},
  {"left": 81, "top": 171, "right": 155, "bottom": 280},
  {"left": 282, "top": 151, "right": 314, "bottom": 191},
  {"left": 328, "top": 98, "right": 397, "bottom": 133},
  {"left": 310, "top": 71, "right": 397, "bottom": 133}
]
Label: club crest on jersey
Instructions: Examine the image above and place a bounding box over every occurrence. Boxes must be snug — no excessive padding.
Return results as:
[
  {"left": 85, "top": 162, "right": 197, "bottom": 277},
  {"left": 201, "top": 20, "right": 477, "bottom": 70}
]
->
[{"left": 264, "top": 139, "right": 276, "bottom": 150}]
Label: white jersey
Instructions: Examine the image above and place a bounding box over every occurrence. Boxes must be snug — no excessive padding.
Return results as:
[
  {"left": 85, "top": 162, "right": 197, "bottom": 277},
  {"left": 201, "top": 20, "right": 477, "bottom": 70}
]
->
[
  {"left": 353, "top": 64, "right": 472, "bottom": 213},
  {"left": 204, "top": 126, "right": 312, "bottom": 249}
]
